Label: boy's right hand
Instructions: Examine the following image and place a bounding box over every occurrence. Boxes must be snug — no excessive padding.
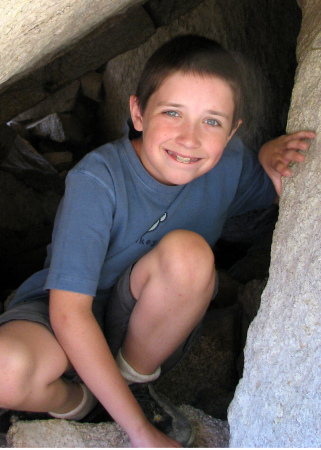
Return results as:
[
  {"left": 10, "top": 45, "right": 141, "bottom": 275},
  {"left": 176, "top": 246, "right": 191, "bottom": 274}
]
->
[{"left": 129, "top": 420, "right": 182, "bottom": 448}]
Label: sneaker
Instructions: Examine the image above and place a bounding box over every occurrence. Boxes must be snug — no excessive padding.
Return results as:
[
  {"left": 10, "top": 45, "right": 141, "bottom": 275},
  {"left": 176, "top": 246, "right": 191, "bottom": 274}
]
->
[{"left": 130, "top": 383, "right": 196, "bottom": 447}]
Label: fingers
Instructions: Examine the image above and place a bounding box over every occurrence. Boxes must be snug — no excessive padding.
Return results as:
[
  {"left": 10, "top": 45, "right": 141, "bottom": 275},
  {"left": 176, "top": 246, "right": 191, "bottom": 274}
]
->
[
  {"left": 283, "top": 138, "right": 313, "bottom": 152},
  {"left": 282, "top": 149, "right": 306, "bottom": 163},
  {"left": 285, "top": 130, "right": 316, "bottom": 141},
  {"left": 276, "top": 130, "right": 315, "bottom": 166},
  {"left": 273, "top": 160, "right": 292, "bottom": 177},
  {"left": 283, "top": 130, "right": 315, "bottom": 151},
  {"left": 259, "top": 130, "right": 315, "bottom": 196},
  {"left": 273, "top": 150, "right": 305, "bottom": 180}
]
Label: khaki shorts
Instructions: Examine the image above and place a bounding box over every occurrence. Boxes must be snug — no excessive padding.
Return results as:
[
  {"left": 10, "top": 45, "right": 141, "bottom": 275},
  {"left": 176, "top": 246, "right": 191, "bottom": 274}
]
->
[{"left": 0, "top": 263, "right": 218, "bottom": 379}]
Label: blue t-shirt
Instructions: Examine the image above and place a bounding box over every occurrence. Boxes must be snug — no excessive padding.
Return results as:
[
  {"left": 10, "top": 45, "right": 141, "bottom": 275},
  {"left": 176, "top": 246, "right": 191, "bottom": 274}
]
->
[{"left": 10, "top": 135, "right": 275, "bottom": 307}]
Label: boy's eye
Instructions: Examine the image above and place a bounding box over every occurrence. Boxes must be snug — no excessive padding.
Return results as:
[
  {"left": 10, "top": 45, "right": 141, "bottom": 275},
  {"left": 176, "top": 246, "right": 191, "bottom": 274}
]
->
[
  {"left": 164, "top": 110, "right": 179, "bottom": 117},
  {"left": 204, "top": 118, "right": 219, "bottom": 127}
]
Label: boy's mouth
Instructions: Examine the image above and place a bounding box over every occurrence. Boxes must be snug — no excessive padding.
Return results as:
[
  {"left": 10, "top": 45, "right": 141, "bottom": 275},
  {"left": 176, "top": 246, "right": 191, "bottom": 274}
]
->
[{"left": 166, "top": 150, "right": 199, "bottom": 164}]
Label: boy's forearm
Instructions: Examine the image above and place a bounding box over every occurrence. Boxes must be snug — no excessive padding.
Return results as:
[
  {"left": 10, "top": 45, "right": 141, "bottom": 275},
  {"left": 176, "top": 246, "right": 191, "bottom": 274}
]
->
[{"left": 49, "top": 289, "right": 149, "bottom": 441}]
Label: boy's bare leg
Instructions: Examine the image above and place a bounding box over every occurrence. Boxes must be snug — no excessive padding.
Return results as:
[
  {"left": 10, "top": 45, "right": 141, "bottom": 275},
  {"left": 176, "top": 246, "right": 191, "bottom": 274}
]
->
[
  {"left": 122, "top": 229, "right": 215, "bottom": 375},
  {"left": 0, "top": 320, "right": 83, "bottom": 413}
]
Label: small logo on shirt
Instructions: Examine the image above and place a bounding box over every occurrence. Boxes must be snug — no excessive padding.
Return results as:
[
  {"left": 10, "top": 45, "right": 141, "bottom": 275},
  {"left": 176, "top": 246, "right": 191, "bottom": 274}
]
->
[
  {"left": 137, "top": 212, "right": 167, "bottom": 247},
  {"left": 147, "top": 212, "right": 167, "bottom": 232}
]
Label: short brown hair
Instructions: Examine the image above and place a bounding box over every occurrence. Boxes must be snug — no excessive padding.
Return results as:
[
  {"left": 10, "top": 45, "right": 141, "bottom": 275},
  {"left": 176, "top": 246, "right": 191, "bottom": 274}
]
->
[{"left": 136, "top": 34, "right": 243, "bottom": 131}]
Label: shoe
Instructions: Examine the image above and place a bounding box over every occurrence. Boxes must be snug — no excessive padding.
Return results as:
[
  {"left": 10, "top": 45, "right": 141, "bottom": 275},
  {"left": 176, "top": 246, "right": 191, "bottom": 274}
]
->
[{"left": 130, "top": 383, "right": 196, "bottom": 447}]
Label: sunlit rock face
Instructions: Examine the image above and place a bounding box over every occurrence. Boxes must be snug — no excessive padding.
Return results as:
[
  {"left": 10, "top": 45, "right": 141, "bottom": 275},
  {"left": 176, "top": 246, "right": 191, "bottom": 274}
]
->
[
  {"left": 228, "top": 1, "right": 321, "bottom": 447},
  {"left": 0, "top": 0, "right": 145, "bottom": 88}
]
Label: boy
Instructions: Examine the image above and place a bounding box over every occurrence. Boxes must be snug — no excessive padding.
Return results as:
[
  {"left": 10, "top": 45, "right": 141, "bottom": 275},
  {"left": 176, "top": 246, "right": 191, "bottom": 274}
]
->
[{"left": 0, "top": 35, "right": 314, "bottom": 447}]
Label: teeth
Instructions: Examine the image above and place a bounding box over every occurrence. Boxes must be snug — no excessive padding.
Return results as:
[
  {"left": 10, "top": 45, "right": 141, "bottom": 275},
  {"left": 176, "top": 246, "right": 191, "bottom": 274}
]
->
[
  {"left": 176, "top": 155, "right": 191, "bottom": 164},
  {"left": 167, "top": 150, "right": 192, "bottom": 164}
]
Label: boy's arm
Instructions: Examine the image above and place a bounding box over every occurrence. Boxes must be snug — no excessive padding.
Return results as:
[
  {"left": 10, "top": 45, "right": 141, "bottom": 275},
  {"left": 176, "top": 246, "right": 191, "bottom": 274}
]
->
[
  {"left": 258, "top": 130, "right": 315, "bottom": 196},
  {"left": 49, "top": 289, "right": 181, "bottom": 448}
]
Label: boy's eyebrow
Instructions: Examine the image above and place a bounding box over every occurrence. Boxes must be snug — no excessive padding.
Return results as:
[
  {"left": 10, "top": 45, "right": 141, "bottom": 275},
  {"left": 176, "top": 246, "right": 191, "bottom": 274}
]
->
[
  {"left": 157, "top": 102, "right": 230, "bottom": 119},
  {"left": 157, "top": 102, "right": 183, "bottom": 108},
  {"left": 205, "top": 109, "right": 230, "bottom": 119}
]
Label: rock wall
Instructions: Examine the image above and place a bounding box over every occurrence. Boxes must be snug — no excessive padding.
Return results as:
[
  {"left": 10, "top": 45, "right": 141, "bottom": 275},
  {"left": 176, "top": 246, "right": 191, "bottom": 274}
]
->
[
  {"left": 0, "top": 3, "right": 153, "bottom": 124},
  {"left": 0, "top": 0, "right": 207, "bottom": 124},
  {"left": 228, "top": 0, "right": 321, "bottom": 446},
  {"left": 0, "top": 0, "right": 144, "bottom": 89}
]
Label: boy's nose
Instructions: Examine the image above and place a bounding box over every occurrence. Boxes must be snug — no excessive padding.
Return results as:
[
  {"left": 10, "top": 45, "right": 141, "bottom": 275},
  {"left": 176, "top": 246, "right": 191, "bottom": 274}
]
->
[{"left": 176, "top": 122, "right": 200, "bottom": 149}]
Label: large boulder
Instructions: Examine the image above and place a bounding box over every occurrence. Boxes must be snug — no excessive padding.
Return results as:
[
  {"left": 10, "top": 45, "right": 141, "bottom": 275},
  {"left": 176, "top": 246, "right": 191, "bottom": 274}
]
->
[
  {"left": 0, "top": 0, "right": 144, "bottom": 89},
  {"left": 0, "top": 0, "right": 206, "bottom": 124},
  {"left": 7, "top": 406, "right": 229, "bottom": 448},
  {"left": 228, "top": 0, "right": 321, "bottom": 446}
]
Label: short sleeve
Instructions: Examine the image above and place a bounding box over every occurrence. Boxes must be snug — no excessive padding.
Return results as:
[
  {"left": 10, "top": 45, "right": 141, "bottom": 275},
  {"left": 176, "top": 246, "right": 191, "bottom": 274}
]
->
[
  {"left": 227, "top": 142, "right": 276, "bottom": 218},
  {"left": 45, "top": 169, "right": 115, "bottom": 296}
]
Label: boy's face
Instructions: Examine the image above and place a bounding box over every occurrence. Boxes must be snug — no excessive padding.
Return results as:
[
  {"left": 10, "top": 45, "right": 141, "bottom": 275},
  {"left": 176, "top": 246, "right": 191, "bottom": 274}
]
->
[{"left": 130, "top": 71, "right": 241, "bottom": 186}]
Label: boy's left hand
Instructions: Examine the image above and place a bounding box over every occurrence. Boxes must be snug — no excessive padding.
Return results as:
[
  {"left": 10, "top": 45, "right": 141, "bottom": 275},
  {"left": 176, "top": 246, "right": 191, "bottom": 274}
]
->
[{"left": 259, "top": 130, "right": 316, "bottom": 196}]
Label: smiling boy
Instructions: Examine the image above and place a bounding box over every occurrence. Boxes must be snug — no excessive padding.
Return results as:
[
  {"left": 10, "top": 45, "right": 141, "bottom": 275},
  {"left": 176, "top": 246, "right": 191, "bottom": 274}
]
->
[
  {"left": 130, "top": 72, "right": 239, "bottom": 186},
  {"left": 0, "top": 35, "right": 314, "bottom": 447}
]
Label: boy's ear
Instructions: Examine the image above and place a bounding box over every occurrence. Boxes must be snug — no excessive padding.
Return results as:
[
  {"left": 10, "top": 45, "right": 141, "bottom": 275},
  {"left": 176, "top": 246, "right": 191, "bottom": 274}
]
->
[
  {"left": 228, "top": 119, "right": 242, "bottom": 141},
  {"left": 129, "top": 95, "right": 143, "bottom": 132}
]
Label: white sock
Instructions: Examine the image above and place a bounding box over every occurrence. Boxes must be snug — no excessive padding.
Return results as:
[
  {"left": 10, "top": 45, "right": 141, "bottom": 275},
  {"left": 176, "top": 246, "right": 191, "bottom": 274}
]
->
[
  {"left": 49, "top": 383, "right": 97, "bottom": 421},
  {"left": 116, "top": 348, "right": 161, "bottom": 385}
]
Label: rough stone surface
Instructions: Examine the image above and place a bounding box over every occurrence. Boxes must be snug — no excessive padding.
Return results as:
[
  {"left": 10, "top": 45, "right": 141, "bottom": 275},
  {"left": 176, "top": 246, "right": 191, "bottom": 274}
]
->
[
  {"left": 14, "top": 80, "right": 81, "bottom": 123},
  {"left": 0, "top": 5, "right": 155, "bottom": 124},
  {"left": 228, "top": 0, "right": 321, "bottom": 447},
  {"left": 238, "top": 279, "right": 267, "bottom": 330},
  {"left": 7, "top": 406, "right": 229, "bottom": 448},
  {"left": 28, "top": 113, "right": 84, "bottom": 144},
  {"left": 235, "top": 279, "right": 267, "bottom": 376},
  {"left": 0, "top": 376, "right": 230, "bottom": 449},
  {"left": 144, "top": 0, "right": 204, "bottom": 26},
  {"left": 81, "top": 72, "right": 104, "bottom": 103},
  {"left": 1, "top": 136, "right": 64, "bottom": 193},
  {"left": 7, "top": 419, "right": 130, "bottom": 448},
  {"left": 0, "top": 0, "right": 144, "bottom": 88}
]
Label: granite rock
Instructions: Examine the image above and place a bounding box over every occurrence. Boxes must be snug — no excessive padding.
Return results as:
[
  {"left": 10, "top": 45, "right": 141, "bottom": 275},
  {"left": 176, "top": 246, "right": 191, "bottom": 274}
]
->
[
  {"left": 228, "top": 0, "right": 321, "bottom": 446},
  {"left": 7, "top": 406, "right": 229, "bottom": 448}
]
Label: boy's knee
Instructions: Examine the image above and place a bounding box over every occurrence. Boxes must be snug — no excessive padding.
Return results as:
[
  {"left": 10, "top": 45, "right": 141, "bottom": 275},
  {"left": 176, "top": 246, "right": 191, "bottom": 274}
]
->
[
  {"left": 157, "top": 230, "right": 215, "bottom": 288},
  {"left": 0, "top": 337, "right": 36, "bottom": 407}
]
